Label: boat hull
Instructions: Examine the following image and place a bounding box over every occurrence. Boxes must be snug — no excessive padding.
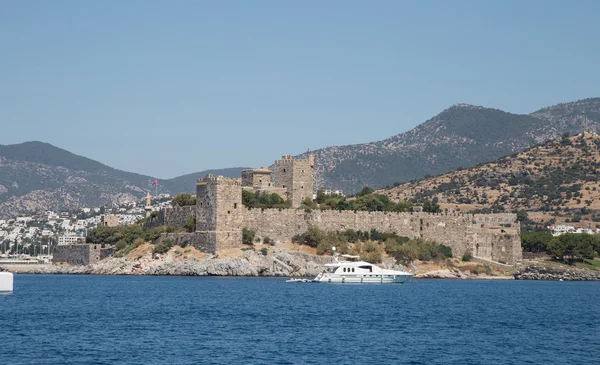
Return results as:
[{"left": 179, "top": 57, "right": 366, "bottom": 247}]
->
[{"left": 314, "top": 273, "right": 411, "bottom": 284}]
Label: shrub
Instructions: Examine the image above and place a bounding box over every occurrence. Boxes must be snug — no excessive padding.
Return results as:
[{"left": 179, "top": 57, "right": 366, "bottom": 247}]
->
[
  {"left": 115, "top": 240, "right": 128, "bottom": 251},
  {"left": 263, "top": 236, "right": 274, "bottom": 246},
  {"left": 437, "top": 245, "right": 453, "bottom": 258},
  {"left": 242, "top": 228, "right": 256, "bottom": 245},
  {"left": 360, "top": 250, "right": 382, "bottom": 264},
  {"left": 462, "top": 252, "right": 473, "bottom": 262},
  {"left": 184, "top": 216, "right": 196, "bottom": 232},
  {"left": 133, "top": 238, "right": 145, "bottom": 248},
  {"left": 171, "top": 193, "right": 196, "bottom": 207},
  {"left": 260, "top": 247, "right": 268, "bottom": 256},
  {"left": 153, "top": 240, "right": 172, "bottom": 254}
]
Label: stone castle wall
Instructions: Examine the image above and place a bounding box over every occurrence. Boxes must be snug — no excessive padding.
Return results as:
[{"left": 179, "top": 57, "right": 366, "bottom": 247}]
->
[
  {"left": 144, "top": 206, "right": 195, "bottom": 229},
  {"left": 53, "top": 244, "right": 113, "bottom": 266},
  {"left": 240, "top": 208, "right": 521, "bottom": 264},
  {"left": 155, "top": 233, "right": 217, "bottom": 253},
  {"left": 164, "top": 206, "right": 195, "bottom": 227}
]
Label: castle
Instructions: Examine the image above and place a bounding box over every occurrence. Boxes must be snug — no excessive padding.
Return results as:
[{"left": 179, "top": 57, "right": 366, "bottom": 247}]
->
[{"left": 149, "top": 154, "right": 523, "bottom": 265}]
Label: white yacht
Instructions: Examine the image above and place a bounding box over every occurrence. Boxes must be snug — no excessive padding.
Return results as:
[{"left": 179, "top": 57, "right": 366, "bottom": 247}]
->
[{"left": 312, "top": 249, "right": 413, "bottom": 284}]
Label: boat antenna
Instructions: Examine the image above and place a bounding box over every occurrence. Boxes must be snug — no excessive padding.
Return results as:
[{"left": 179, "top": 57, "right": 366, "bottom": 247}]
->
[{"left": 331, "top": 247, "right": 338, "bottom": 263}]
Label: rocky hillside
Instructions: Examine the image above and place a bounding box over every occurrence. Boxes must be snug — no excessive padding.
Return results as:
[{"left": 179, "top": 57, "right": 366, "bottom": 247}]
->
[
  {"left": 3, "top": 97, "right": 600, "bottom": 218},
  {"left": 307, "top": 98, "right": 600, "bottom": 194},
  {"left": 378, "top": 134, "right": 600, "bottom": 216},
  {"left": 0, "top": 142, "right": 245, "bottom": 219}
]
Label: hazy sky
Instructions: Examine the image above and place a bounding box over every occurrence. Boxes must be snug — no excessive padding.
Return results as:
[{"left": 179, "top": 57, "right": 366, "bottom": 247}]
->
[{"left": 1, "top": 1, "right": 599, "bottom": 178}]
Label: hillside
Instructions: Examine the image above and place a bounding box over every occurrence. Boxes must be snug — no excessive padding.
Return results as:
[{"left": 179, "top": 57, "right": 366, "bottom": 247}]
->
[
  {"left": 307, "top": 98, "right": 600, "bottom": 194},
  {"left": 0, "top": 142, "right": 246, "bottom": 219},
  {"left": 378, "top": 134, "right": 600, "bottom": 218},
  {"left": 2, "top": 97, "right": 600, "bottom": 219}
]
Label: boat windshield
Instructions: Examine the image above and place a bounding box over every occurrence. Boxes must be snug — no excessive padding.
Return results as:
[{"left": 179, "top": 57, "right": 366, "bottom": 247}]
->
[
  {"left": 359, "top": 265, "right": 372, "bottom": 272},
  {"left": 326, "top": 266, "right": 338, "bottom": 273}
]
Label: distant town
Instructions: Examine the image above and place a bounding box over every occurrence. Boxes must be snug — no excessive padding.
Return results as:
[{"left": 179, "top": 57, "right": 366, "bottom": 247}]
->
[{"left": 0, "top": 193, "right": 173, "bottom": 261}]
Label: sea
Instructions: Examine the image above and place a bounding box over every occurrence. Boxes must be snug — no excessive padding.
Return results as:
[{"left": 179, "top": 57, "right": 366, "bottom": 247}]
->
[{"left": 1, "top": 275, "right": 599, "bottom": 365}]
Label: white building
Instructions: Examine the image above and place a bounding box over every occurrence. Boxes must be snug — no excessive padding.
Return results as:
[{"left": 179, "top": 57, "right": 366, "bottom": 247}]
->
[
  {"left": 549, "top": 225, "right": 576, "bottom": 236},
  {"left": 58, "top": 234, "right": 85, "bottom": 245}
]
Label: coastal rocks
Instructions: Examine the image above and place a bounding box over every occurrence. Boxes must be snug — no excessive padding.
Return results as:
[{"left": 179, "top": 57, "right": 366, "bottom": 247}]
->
[
  {"left": 514, "top": 264, "right": 600, "bottom": 281},
  {"left": 415, "top": 269, "right": 464, "bottom": 279},
  {"left": 9, "top": 249, "right": 333, "bottom": 277}
]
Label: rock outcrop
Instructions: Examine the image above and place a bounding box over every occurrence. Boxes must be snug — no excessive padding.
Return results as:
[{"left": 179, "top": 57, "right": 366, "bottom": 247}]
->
[
  {"left": 514, "top": 263, "right": 600, "bottom": 281},
  {"left": 7, "top": 249, "right": 335, "bottom": 277}
]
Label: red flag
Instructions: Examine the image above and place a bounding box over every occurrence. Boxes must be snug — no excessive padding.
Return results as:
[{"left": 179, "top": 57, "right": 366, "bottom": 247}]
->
[{"left": 151, "top": 179, "right": 157, "bottom": 186}]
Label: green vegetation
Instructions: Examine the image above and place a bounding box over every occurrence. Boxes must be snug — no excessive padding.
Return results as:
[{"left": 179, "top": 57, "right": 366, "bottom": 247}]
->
[
  {"left": 242, "top": 227, "right": 256, "bottom": 245},
  {"left": 292, "top": 227, "right": 451, "bottom": 264},
  {"left": 171, "top": 193, "right": 196, "bottom": 207},
  {"left": 86, "top": 224, "right": 181, "bottom": 256},
  {"left": 521, "top": 231, "right": 554, "bottom": 253},
  {"left": 461, "top": 252, "right": 473, "bottom": 262},
  {"left": 184, "top": 216, "right": 196, "bottom": 233},
  {"left": 313, "top": 188, "right": 439, "bottom": 213},
  {"left": 521, "top": 231, "right": 600, "bottom": 265},
  {"left": 242, "top": 190, "right": 291, "bottom": 209},
  {"left": 547, "top": 233, "right": 598, "bottom": 264},
  {"left": 153, "top": 239, "right": 173, "bottom": 254}
]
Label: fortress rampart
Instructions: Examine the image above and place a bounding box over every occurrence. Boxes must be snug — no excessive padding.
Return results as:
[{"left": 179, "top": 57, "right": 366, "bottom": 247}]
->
[
  {"left": 240, "top": 208, "right": 520, "bottom": 264},
  {"left": 148, "top": 154, "right": 522, "bottom": 264}
]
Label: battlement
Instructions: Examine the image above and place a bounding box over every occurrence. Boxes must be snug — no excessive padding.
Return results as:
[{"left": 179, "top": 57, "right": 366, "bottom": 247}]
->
[{"left": 197, "top": 175, "right": 241, "bottom": 186}]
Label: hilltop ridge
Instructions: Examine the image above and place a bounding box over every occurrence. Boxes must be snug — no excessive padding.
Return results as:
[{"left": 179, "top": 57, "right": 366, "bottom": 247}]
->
[
  {"left": 2, "top": 97, "right": 600, "bottom": 218},
  {"left": 379, "top": 133, "right": 600, "bottom": 219}
]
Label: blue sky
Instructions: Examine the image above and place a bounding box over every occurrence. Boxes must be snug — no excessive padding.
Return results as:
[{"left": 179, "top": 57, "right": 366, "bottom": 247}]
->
[{"left": 1, "top": 1, "right": 599, "bottom": 178}]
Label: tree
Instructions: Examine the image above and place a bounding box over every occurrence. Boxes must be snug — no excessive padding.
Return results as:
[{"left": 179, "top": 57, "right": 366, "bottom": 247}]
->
[
  {"left": 242, "top": 228, "right": 256, "bottom": 245},
  {"left": 547, "top": 233, "right": 596, "bottom": 263},
  {"left": 357, "top": 186, "right": 374, "bottom": 197},
  {"left": 171, "top": 193, "right": 196, "bottom": 207},
  {"left": 516, "top": 210, "right": 529, "bottom": 223}
]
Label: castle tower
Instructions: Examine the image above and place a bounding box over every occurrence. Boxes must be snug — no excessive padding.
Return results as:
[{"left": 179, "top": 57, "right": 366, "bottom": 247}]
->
[
  {"left": 241, "top": 166, "right": 273, "bottom": 188},
  {"left": 195, "top": 175, "right": 243, "bottom": 252},
  {"left": 273, "top": 154, "right": 314, "bottom": 208}
]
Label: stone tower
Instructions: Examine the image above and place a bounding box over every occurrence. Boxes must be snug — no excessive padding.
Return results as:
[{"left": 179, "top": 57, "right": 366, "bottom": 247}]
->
[
  {"left": 273, "top": 154, "right": 314, "bottom": 208},
  {"left": 144, "top": 192, "right": 152, "bottom": 218},
  {"left": 195, "top": 175, "right": 243, "bottom": 252}
]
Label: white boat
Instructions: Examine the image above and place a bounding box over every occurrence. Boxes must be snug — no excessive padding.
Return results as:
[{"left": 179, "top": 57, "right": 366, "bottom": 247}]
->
[
  {"left": 312, "top": 249, "right": 413, "bottom": 284},
  {"left": 0, "top": 272, "right": 14, "bottom": 293}
]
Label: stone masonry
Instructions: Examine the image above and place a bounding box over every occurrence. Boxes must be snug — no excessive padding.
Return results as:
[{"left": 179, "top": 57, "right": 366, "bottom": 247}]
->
[
  {"left": 53, "top": 244, "right": 115, "bottom": 265},
  {"left": 150, "top": 154, "right": 522, "bottom": 264},
  {"left": 273, "top": 154, "right": 314, "bottom": 208}
]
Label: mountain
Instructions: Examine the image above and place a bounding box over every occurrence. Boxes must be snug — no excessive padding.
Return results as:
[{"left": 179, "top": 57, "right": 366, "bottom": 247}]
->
[
  {"left": 0, "top": 142, "right": 246, "bottom": 219},
  {"left": 306, "top": 98, "right": 600, "bottom": 194},
  {"left": 378, "top": 134, "right": 600, "bottom": 216},
  {"left": 2, "top": 97, "right": 600, "bottom": 219}
]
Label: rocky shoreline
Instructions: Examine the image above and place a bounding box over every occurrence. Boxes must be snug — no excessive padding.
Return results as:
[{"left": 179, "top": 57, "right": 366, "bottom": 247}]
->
[
  {"left": 514, "top": 263, "right": 600, "bottom": 281},
  {"left": 2, "top": 249, "right": 334, "bottom": 277},
  {"left": 1, "top": 248, "right": 517, "bottom": 280}
]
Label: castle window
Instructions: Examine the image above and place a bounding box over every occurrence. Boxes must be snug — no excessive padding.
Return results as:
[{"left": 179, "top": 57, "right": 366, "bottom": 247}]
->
[
  {"left": 283, "top": 169, "right": 286, "bottom": 173},
  {"left": 234, "top": 203, "right": 238, "bottom": 209},
  {"left": 283, "top": 185, "right": 286, "bottom": 188},
  {"left": 227, "top": 211, "right": 231, "bottom": 214},
  {"left": 302, "top": 169, "right": 305, "bottom": 173},
  {"left": 301, "top": 186, "right": 304, "bottom": 189}
]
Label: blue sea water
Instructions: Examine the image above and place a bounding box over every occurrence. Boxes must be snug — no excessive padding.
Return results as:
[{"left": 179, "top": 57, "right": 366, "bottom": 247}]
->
[{"left": 1, "top": 276, "right": 599, "bottom": 365}]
